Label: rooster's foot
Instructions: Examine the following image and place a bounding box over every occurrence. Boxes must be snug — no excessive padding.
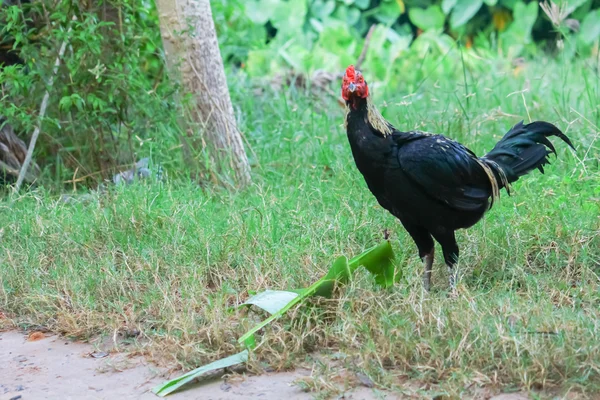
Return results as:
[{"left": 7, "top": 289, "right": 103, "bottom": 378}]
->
[
  {"left": 422, "top": 249, "right": 434, "bottom": 291},
  {"left": 448, "top": 266, "right": 458, "bottom": 297}
]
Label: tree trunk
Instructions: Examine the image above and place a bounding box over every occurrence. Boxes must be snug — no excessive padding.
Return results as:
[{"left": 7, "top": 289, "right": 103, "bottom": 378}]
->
[{"left": 156, "top": 0, "right": 251, "bottom": 188}]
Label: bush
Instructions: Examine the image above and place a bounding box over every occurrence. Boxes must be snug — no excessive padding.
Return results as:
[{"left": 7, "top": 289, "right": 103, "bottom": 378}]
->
[
  {"left": 216, "top": 0, "right": 600, "bottom": 82},
  {"left": 0, "top": 0, "right": 180, "bottom": 187},
  {"left": 1, "top": 0, "right": 599, "bottom": 188}
]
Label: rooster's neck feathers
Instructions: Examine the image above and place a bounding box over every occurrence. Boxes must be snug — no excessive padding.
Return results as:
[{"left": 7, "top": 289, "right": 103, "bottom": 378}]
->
[
  {"left": 345, "top": 96, "right": 393, "bottom": 137},
  {"left": 366, "top": 99, "right": 393, "bottom": 137}
]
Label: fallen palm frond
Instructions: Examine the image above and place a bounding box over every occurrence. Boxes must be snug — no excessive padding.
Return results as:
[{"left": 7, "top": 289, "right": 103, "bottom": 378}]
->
[{"left": 152, "top": 240, "right": 396, "bottom": 397}]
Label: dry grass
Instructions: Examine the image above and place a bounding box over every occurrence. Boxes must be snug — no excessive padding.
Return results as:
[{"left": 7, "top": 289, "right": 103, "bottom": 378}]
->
[{"left": 1, "top": 56, "right": 599, "bottom": 398}]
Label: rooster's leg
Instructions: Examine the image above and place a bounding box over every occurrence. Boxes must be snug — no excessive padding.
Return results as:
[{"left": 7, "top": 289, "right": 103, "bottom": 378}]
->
[
  {"left": 448, "top": 265, "right": 457, "bottom": 290},
  {"left": 433, "top": 231, "right": 459, "bottom": 291},
  {"left": 422, "top": 249, "right": 434, "bottom": 291},
  {"left": 402, "top": 222, "right": 435, "bottom": 291},
  {"left": 446, "top": 253, "right": 459, "bottom": 291}
]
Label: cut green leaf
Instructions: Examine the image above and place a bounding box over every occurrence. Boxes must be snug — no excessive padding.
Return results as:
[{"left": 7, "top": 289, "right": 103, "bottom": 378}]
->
[
  {"left": 348, "top": 240, "right": 396, "bottom": 288},
  {"left": 242, "top": 290, "right": 299, "bottom": 315},
  {"left": 155, "top": 241, "right": 397, "bottom": 397},
  {"left": 314, "top": 255, "right": 351, "bottom": 297},
  {"left": 239, "top": 240, "right": 396, "bottom": 345},
  {"left": 152, "top": 350, "right": 249, "bottom": 397}
]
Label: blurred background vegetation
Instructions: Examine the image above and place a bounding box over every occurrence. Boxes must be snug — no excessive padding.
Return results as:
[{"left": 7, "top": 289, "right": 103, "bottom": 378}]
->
[{"left": 0, "top": 0, "right": 599, "bottom": 188}]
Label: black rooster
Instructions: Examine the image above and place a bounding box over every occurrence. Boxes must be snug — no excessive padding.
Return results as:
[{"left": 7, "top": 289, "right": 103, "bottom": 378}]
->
[{"left": 341, "top": 65, "right": 574, "bottom": 290}]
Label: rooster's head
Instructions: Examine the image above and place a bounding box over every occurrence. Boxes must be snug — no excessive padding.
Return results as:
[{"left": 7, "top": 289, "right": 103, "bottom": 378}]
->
[{"left": 341, "top": 65, "right": 369, "bottom": 106}]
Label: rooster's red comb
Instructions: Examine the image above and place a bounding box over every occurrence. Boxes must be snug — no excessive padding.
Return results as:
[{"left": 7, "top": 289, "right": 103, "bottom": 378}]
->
[{"left": 345, "top": 65, "right": 356, "bottom": 79}]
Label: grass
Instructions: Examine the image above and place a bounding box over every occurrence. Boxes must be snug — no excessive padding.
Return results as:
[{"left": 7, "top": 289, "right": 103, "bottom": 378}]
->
[{"left": 1, "top": 55, "right": 600, "bottom": 398}]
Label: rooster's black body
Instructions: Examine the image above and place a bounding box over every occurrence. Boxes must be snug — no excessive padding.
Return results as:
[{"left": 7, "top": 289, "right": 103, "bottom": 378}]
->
[{"left": 341, "top": 65, "right": 574, "bottom": 290}]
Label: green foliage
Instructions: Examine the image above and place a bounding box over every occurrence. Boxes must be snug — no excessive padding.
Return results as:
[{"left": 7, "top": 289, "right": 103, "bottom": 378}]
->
[
  {"left": 446, "top": 0, "right": 483, "bottom": 29},
  {"left": 211, "top": 0, "right": 600, "bottom": 83},
  {"left": 235, "top": 0, "right": 409, "bottom": 77},
  {"left": 498, "top": 1, "right": 538, "bottom": 57},
  {"left": 2, "top": 0, "right": 600, "bottom": 187},
  {"left": 408, "top": 5, "right": 444, "bottom": 30},
  {"left": 579, "top": 9, "right": 600, "bottom": 45},
  {"left": 0, "top": 1, "right": 180, "bottom": 186}
]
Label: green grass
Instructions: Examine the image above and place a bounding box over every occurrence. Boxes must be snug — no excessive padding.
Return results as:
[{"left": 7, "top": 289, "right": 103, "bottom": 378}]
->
[{"left": 1, "top": 56, "right": 599, "bottom": 398}]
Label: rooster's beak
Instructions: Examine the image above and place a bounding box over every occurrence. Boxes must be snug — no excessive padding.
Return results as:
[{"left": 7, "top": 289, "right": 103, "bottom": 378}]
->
[{"left": 348, "top": 82, "right": 356, "bottom": 93}]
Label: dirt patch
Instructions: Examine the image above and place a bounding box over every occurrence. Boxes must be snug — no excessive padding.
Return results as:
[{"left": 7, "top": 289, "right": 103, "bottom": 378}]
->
[
  {"left": 0, "top": 330, "right": 544, "bottom": 400},
  {"left": 0, "top": 331, "right": 404, "bottom": 399}
]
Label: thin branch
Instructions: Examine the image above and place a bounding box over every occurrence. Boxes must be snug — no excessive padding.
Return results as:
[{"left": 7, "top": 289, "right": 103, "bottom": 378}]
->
[
  {"left": 355, "top": 24, "right": 376, "bottom": 71},
  {"left": 328, "top": 24, "right": 377, "bottom": 105},
  {"left": 14, "top": 16, "right": 76, "bottom": 193}
]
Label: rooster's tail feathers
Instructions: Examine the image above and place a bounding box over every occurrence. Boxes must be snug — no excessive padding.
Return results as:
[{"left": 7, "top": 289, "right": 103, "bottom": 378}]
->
[{"left": 481, "top": 121, "right": 574, "bottom": 192}]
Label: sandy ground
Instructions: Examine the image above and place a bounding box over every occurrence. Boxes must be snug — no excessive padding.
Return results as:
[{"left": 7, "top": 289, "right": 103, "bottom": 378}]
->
[
  {"left": 0, "top": 330, "right": 536, "bottom": 400},
  {"left": 0, "top": 331, "right": 403, "bottom": 400}
]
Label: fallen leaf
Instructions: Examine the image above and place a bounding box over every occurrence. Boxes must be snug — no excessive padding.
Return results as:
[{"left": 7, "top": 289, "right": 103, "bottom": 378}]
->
[{"left": 27, "top": 332, "right": 45, "bottom": 341}]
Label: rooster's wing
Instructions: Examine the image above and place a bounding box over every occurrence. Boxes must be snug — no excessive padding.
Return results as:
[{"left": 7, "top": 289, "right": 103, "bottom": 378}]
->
[{"left": 395, "top": 134, "right": 493, "bottom": 212}]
